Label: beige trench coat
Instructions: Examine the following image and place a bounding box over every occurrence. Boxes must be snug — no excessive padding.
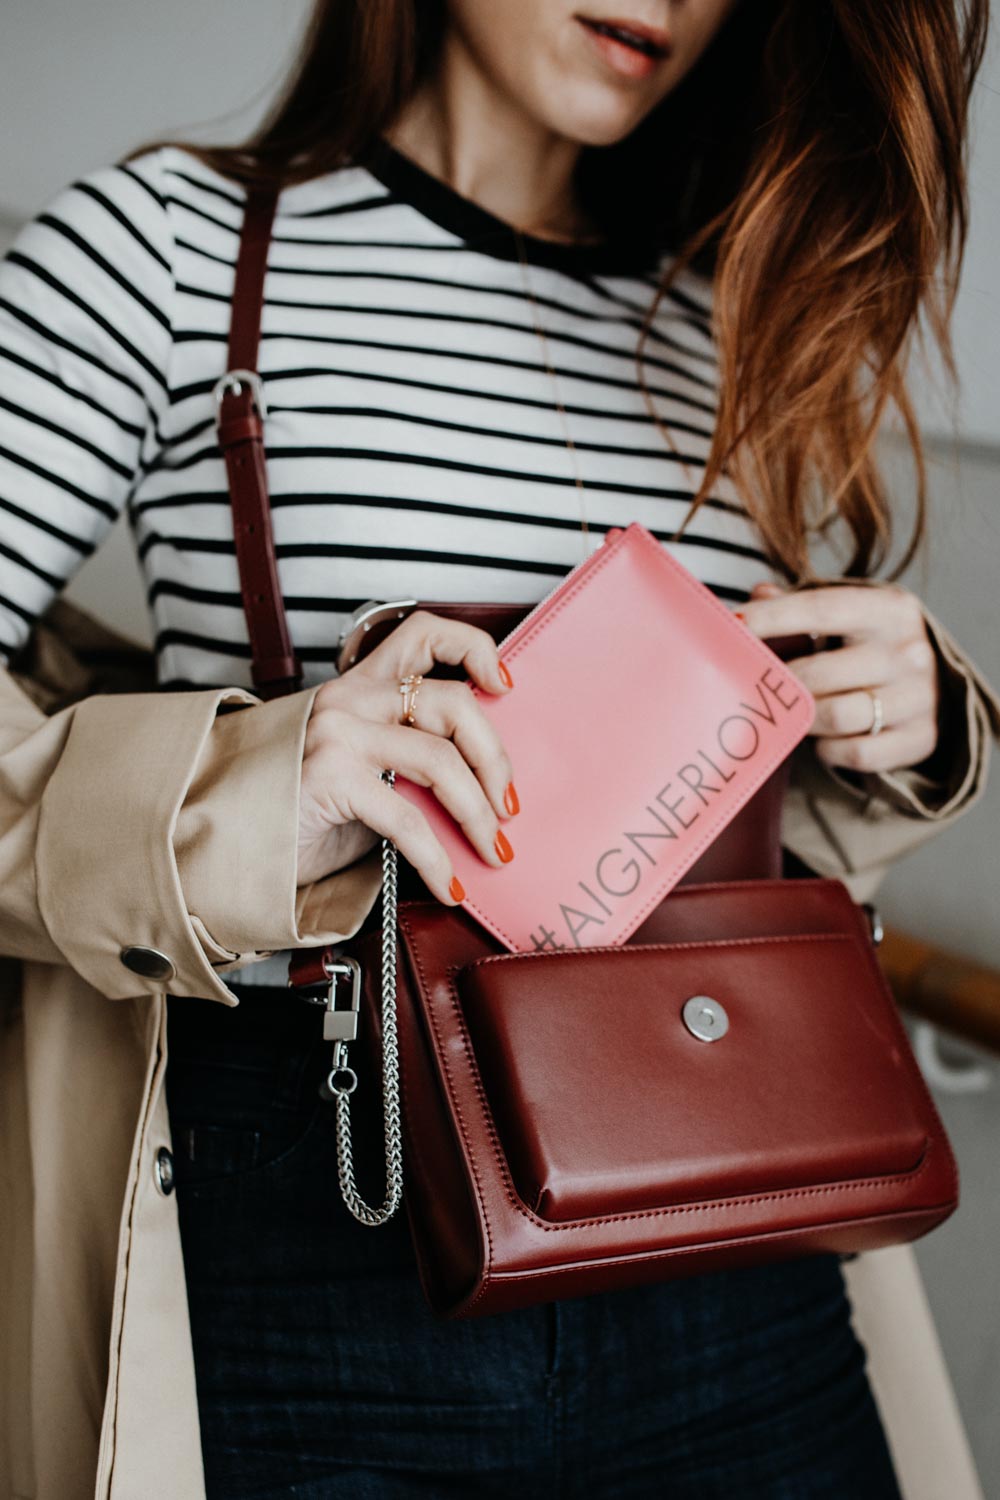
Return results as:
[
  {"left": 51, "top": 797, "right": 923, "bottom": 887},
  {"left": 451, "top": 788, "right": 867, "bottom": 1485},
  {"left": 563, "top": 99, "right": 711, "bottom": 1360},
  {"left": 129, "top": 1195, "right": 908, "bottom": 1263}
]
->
[{"left": 2, "top": 580, "right": 999, "bottom": 1500}]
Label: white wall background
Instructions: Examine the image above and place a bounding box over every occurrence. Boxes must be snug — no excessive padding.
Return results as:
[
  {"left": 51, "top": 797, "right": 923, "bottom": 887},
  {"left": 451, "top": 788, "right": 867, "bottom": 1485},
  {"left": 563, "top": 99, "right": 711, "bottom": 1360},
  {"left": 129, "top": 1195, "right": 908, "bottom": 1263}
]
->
[{"left": 2, "top": 3, "right": 999, "bottom": 1490}]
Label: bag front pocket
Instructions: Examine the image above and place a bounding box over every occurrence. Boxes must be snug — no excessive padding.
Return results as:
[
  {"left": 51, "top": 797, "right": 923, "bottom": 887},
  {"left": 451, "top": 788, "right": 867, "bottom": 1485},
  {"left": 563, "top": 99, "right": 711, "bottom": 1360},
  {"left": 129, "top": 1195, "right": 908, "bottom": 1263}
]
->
[{"left": 457, "top": 933, "right": 928, "bottom": 1223}]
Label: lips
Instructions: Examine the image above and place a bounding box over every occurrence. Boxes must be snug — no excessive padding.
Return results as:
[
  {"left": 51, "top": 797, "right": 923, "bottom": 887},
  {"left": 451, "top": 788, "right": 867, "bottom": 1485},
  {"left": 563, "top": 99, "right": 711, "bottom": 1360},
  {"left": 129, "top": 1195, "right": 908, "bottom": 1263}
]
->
[{"left": 576, "top": 15, "right": 672, "bottom": 59}]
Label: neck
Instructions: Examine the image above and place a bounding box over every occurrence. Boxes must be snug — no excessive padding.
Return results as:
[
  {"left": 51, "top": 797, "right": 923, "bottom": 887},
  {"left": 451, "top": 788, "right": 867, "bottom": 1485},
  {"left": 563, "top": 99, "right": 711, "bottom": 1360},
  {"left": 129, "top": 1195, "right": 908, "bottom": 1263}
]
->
[{"left": 383, "top": 30, "right": 603, "bottom": 245}]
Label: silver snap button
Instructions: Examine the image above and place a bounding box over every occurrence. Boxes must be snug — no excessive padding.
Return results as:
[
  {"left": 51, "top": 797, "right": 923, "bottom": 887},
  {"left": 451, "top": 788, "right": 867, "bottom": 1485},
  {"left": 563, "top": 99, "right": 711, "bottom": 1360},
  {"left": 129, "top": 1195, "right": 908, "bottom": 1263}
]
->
[
  {"left": 154, "top": 1146, "right": 175, "bottom": 1195},
  {"left": 681, "top": 995, "right": 730, "bottom": 1042},
  {"left": 120, "top": 945, "right": 176, "bottom": 982}
]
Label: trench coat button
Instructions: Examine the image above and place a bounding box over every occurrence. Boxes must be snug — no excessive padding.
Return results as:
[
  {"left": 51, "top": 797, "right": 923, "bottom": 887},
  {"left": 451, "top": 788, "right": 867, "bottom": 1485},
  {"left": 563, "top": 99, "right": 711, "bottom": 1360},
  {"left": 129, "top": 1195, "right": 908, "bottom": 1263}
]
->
[
  {"left": 155, "top": 1146, "right": 175, "bottom": 1196},
  {"left": 120, "top": 945, "right": 176, "bottom": 982}
]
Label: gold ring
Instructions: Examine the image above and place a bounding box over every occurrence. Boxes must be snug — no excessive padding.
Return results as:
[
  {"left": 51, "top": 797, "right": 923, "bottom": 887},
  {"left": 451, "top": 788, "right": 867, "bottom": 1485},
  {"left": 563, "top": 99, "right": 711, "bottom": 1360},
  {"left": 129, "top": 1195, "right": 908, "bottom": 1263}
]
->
[{"left": 399, "top": 673, "right": 423, "bottom": 726}]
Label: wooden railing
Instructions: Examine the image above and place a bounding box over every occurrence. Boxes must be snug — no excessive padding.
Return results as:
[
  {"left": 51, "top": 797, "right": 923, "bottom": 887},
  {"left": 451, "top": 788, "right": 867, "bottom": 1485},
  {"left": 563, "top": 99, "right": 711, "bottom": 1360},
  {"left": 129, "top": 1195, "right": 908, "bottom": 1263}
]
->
[{"left": 880, "top": 925, "right": 1000, "bottom": 1057}]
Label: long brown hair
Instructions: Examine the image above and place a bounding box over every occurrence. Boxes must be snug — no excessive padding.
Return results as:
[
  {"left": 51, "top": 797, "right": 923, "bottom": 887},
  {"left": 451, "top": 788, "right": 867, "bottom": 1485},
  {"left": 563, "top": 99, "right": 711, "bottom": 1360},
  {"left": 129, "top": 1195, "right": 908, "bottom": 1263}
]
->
[{"left": 125, "top": 0, "right": 988, "bottom": 582}]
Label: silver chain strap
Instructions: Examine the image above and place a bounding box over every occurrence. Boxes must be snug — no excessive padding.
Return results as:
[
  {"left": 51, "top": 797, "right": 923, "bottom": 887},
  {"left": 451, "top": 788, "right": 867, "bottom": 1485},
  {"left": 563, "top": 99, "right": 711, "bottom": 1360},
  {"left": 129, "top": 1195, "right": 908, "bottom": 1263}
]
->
[{"left": 325, "top": 768, "right": 404, "bottom": 1226}]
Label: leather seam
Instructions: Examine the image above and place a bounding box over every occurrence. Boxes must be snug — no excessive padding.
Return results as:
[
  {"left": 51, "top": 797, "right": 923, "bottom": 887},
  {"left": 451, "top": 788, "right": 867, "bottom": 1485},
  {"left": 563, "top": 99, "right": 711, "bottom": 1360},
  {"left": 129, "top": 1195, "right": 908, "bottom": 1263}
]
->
[
  {"left": 393, "top": 947, "right": 486, "bottom": 1308},
  {"left": 483, "top": 1202, "right": 953, "bottom": 1289},
  {"left": 465, "top": 930, "right": 862, "bottom": 966},
  {"left": 401, "top": 914, "right": 494, "bottom": 1311}
]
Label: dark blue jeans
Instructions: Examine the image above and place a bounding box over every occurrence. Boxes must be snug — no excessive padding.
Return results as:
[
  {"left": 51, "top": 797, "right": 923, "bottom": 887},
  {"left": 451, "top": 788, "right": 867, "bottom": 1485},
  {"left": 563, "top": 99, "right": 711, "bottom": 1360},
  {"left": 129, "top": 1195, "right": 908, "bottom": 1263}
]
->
[{"left": 165, "top": 984, "right": 903, "bottom": 1500}]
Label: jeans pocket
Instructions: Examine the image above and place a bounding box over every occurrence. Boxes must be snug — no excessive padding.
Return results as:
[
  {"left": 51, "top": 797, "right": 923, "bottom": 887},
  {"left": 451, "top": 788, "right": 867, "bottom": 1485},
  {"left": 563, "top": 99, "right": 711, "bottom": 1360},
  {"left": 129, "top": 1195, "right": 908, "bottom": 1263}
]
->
[{"left": 165, "top": 995, "right": 329, "bottom": 1195}]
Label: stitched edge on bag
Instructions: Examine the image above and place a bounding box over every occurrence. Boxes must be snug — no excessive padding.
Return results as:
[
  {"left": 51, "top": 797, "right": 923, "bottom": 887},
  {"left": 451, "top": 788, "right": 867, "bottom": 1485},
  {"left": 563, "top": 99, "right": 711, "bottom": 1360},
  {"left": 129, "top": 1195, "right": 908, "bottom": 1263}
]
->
[
  {"left": 392, "top": 938, "right": 492, "bottom": 1310},
  {"left": 466, "top": 929, "right": 867, "bottom": 966},
  {"left": 402, "top": 917, "right": 495, "bottom": 1309},
  {"left": 480, "top": 1201, "right": 954, "bottom": 1293}
]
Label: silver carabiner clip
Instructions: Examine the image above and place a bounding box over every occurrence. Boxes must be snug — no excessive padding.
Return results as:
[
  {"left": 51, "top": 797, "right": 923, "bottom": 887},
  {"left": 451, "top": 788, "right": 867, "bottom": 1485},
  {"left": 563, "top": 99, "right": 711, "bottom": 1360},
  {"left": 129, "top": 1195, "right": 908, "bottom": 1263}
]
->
[
  {"left": 317, "top": 956, "right": 362, "bottom": 1042},
  {"left": 311, "top": 957, "right": 363, "bottom": 1100},
  {"left": 211, "top": 368, "right": 268, "bottom": 429}
]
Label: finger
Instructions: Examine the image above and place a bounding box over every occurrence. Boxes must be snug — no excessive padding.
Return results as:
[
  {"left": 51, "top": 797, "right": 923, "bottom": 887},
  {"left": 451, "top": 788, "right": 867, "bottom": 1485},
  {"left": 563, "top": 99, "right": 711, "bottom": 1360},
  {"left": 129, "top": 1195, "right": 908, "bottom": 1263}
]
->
[
  {"left": 360, "top": 719, "right": 514, "bottom": 869},
  {"left": 814, "top": 717, "right": 937, "bottom": 775},
  {"left": 326, "top": 677, "right": 518, "bottom": 823},
  {"left": 393, "top": 677, "right": 518, "bottom": 823},
  {"left": 737, "top": 584, "right": 919, "bottom": 647},
  {"left": 347, "top": 773, "right": 461, "bottom": 905},
  {"left": 355, "top": 609, "right": 514, "bottom": 696},
  {"left": 809, "top": 679, "right": 930, "bottom": 740},
  {"left": 810, "top": 690, "right": 875, "bottom": 742},
  {"left": 780, "top": 641, "right": 894, "bottom": 698}
]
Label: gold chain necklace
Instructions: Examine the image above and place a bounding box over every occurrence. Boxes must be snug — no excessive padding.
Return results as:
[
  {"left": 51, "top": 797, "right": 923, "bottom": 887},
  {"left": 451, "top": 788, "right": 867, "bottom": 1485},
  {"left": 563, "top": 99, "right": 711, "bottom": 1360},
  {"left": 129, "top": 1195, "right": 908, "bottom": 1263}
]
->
[{"left": 511, "top": 224, "right": 591, "bottom": 560}]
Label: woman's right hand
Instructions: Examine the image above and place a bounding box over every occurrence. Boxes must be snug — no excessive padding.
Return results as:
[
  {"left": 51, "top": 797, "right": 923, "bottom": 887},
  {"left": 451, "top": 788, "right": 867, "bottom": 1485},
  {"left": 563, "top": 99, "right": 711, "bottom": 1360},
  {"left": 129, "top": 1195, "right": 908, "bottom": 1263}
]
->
[{"left": 295, "top": 611, "right": 519, "bottom": 901}]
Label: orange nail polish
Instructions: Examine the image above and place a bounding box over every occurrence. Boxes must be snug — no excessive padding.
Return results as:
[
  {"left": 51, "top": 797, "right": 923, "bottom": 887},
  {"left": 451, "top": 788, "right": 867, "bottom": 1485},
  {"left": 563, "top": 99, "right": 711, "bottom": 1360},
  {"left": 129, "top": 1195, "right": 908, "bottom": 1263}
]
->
[
  {"left": 449, "top": 876, "right": 465, "bottom": 902},
  {"left": 494, "top": 829, "right": 514, "bottom": 863},
  {"left": 733, "top": 611, "right": 745, "bottom": 621},
  {"left": 498, "top": 660, "right": 514, "bottom": 689},
  {"left": 503, "top": 781, "right": 520, "bottom": 816}
]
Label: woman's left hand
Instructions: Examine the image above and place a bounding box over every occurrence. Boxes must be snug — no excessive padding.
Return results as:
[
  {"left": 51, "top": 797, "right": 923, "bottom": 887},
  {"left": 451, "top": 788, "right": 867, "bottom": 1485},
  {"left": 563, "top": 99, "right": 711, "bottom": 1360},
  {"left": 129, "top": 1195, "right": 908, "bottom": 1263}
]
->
[{"left": 736, "top": 580, "right": 944, "bottom": 775}]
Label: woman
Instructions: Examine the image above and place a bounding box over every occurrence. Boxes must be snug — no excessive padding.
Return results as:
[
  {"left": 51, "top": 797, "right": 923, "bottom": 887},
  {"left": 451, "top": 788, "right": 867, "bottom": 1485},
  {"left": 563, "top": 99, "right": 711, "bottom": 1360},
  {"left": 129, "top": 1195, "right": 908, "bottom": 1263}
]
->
[{"left": 0, "top": 0, "right": 997, "bottom": 1496}]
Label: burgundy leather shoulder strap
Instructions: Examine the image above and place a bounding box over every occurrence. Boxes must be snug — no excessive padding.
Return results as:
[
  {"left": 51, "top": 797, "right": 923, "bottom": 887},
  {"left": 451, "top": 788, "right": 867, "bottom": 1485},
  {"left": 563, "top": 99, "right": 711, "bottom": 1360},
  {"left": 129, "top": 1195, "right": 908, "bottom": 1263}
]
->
[{"left": 214, "top": 184, "right": 302, "bottom": 700}]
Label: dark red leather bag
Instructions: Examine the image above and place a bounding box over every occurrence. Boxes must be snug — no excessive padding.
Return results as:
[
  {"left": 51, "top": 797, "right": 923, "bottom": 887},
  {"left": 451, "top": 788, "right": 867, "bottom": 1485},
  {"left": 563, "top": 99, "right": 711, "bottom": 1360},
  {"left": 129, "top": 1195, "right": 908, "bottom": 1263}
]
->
[{"left": 217, "top": 188, "right": 958, "bottom": 1318}]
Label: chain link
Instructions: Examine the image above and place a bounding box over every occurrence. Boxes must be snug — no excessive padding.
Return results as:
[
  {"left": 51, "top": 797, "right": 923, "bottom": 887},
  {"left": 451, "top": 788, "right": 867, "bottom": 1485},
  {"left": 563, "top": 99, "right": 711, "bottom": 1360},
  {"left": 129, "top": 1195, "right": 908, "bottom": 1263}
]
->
[{"left": 332, "top": 768, "right": 404, "bottom": 1226}]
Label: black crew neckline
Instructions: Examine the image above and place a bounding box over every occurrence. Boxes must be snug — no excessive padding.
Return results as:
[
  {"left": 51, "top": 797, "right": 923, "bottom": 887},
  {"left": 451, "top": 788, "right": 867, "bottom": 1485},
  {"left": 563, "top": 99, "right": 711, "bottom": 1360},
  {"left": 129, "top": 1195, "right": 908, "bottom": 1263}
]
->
[{"left": 358, "top": 134, "right": 663, "bottom": 277}]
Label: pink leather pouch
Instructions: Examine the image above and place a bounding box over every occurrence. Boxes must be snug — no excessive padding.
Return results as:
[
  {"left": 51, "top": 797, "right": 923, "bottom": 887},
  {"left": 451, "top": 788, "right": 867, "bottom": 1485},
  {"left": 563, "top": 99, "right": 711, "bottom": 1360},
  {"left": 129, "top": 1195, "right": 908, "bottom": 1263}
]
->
[{"left": 393, "top": 522, "right": 815, "bottom": 952}]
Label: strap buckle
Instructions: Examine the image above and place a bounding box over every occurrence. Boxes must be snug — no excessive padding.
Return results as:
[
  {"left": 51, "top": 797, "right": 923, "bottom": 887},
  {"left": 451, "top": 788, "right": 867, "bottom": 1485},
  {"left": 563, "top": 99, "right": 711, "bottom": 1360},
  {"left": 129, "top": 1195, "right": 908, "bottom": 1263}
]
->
[{"left": 212, "top": 368, "right": 268, "bottom": 428}]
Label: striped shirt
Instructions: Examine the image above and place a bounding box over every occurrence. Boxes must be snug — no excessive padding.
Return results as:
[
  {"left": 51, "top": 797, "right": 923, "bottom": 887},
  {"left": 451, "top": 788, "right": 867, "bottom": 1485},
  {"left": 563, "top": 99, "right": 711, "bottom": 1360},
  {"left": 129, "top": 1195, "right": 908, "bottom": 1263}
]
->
[{"left": 0, "top": 138, "right": 780, "bottom": 981}]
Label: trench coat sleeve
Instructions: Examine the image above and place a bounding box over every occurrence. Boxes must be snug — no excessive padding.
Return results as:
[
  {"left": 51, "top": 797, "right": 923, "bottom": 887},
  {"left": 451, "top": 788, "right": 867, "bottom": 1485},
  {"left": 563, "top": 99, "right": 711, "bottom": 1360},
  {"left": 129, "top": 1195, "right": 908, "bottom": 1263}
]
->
[
  {"left": 0, "top": 665, "right": 383, "bottom": 1006},
  {"left": 780, "top": 582, "right": 1000, "bottom": 903}
]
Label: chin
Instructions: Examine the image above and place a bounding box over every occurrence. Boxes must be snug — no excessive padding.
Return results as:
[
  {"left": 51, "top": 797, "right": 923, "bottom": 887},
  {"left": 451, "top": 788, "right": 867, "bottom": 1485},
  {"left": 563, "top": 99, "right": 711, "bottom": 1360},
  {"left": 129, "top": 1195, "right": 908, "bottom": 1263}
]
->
[{"left": 533, "top": 85, "right": 653, "bottom": 148}]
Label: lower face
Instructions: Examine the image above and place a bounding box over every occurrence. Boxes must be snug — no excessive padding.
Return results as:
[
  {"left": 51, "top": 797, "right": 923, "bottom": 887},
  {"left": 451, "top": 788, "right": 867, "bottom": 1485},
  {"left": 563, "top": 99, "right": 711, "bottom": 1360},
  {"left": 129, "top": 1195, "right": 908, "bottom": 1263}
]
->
[{"left": 445, "top": 0, "right": 742, "bottom": 147}]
